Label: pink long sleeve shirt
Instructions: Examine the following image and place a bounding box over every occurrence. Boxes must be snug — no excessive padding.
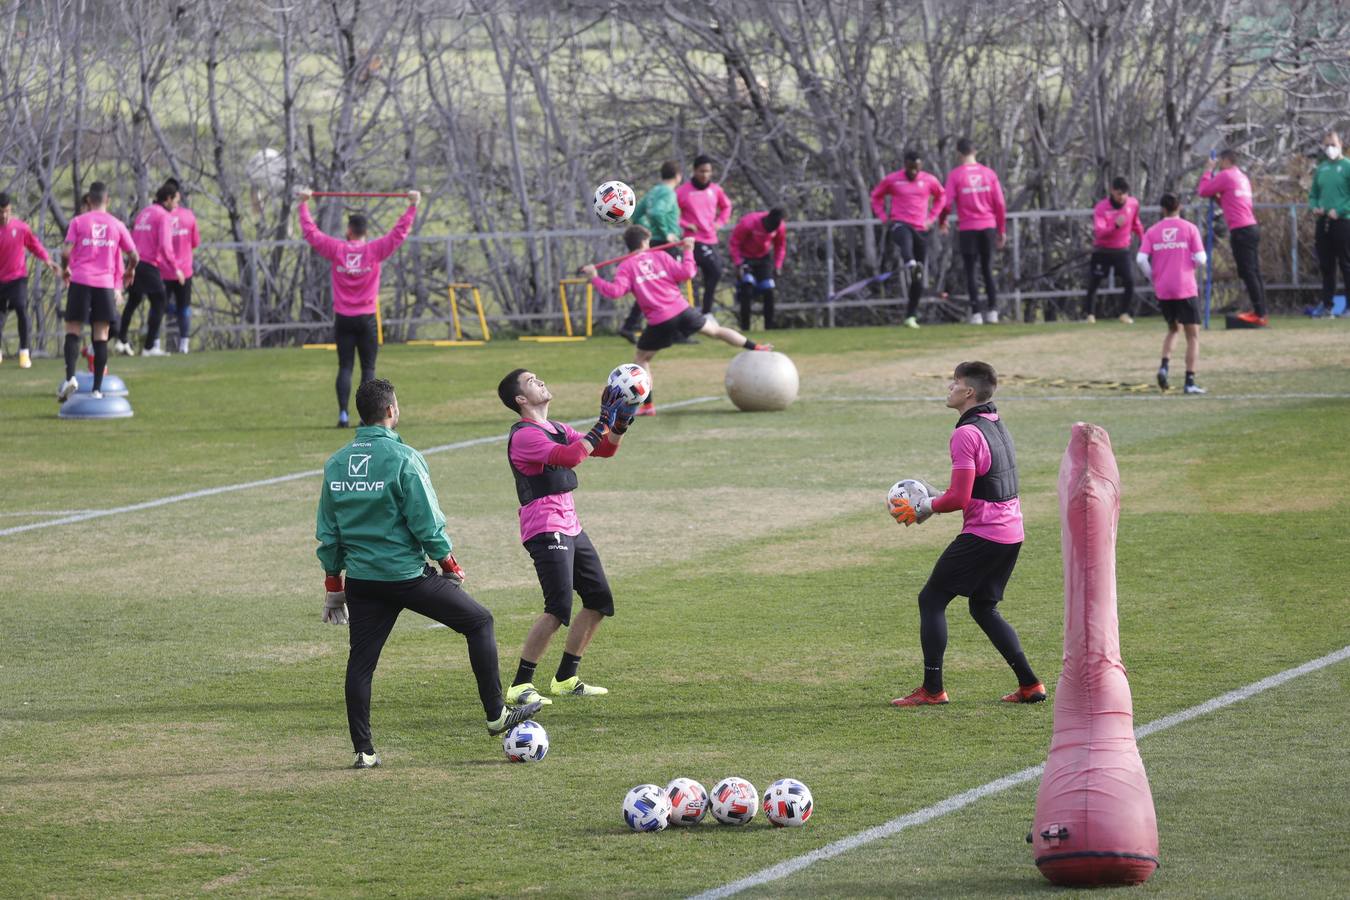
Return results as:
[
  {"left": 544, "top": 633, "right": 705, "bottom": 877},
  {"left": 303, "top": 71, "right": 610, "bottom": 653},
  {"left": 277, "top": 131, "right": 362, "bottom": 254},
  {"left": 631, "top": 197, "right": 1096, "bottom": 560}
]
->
[
  {"left": 728, "top": 211, "right": 787, "bottom": 268},
  {"left": 1196, "top": 167, "right": 1256, "bottom": 230},
  {"left": 160, "top": 206, "right": 200, "bottom": 279},
  {"left": 65, "top": 211, "right": 136, "bottom": 289},
  {"left": 299, "top": 202, "right": 416, "bottom": 316},
  {"left": 1092, "top": 196, "right": 1145, "bottom": 249},
  {"left": 1140, "top": 217, "right": 1205, "bottom": 300},
  {"left": 939, "top": 163, "right": 1007, "bottom": 235},
  {"left": 591, "top": 247, "right": 698, "bottom": 326},
  {"left": 0, "top": 218, "right": 52, "bottom": 282},
  {"left": 131, "top": 203, "right": 175, "bottom": 271},
  {"left": 675, "top": 181, "right": 732, "bottom": 244},
  {"left": 870, "top": 170, "right": 945, "bottom": 230}
]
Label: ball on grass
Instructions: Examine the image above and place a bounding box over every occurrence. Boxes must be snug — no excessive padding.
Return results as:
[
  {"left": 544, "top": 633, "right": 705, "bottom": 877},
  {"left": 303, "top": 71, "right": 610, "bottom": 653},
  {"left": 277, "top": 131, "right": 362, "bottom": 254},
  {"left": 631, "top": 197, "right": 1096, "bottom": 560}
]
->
[{"left": 725, "top": 350, "right": 798, "bottom": 412}]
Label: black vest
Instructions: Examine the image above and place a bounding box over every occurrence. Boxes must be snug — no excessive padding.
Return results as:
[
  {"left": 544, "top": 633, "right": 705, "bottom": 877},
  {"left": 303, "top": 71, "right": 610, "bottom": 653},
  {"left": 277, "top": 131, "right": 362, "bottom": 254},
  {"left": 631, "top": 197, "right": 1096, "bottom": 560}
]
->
[
  {"left": 508, "top": 421, "right": 579, "bottom": 506},
  {"left": 955, "top": 403, "right": 1019, "bottom": 502}
]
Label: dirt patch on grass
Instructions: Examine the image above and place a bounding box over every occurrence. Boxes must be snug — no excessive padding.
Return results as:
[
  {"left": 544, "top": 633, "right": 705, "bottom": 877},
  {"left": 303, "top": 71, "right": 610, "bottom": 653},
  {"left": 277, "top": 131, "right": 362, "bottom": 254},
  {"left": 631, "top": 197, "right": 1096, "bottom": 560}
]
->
[{"left": 202, "top": 865, "right": 254, "bottom": 891}]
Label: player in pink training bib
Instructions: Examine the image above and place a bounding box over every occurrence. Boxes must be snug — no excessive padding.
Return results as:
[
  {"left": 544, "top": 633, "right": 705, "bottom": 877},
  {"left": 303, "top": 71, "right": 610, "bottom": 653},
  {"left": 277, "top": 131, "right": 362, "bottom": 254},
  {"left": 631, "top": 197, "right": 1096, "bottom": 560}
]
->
[
  {"left": 117, "top": 180, "right": 182, "bottom": 357},
  {"left": 1137, "top": 193, "right": 1208, "bottom": 394},
  {"left": 1084, "top": 176, "right": 1145, "bottom": 324},
  {"left": 886, "top": 361, "right": 1044, "bottom": 708},
  {"left": 0, "top": 191, "right": 60, "bottom": 369},
  {"left": 1197, "top": 148, "right": 1267, "bottom": 324},
  {"left": 871, "top": 149, "right": 945, "bottom": 328},
  {"left": 675, "top": 154, "right": 733, "bottom": 315},
  {"left": 938, "top": 137, "right": 1007, "bottom": 324}
]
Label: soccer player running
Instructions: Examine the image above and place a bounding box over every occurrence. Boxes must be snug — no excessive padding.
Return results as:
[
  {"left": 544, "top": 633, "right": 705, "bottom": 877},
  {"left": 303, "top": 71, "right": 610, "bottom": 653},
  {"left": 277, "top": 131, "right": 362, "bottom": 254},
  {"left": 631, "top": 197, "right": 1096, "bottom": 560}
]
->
[
  {"left": 497, "top": 372, "right": 634, "bottom": 706},
  {"left": 619, "top": 160, "right": 683, "bottom": 343},
  {"left": 318, "top": 378, "right": 542, "bottom": 768},
  {"left": 728, "top": 207, "right": 787, "bottom": 331},
  {"left": 675, "top": 155, "right": 733, "bottom": 315},
  {"left": 0, "top": 192, "right": 61, "bottom": 368},
  {"left": 298, "top": 188, "right": 418, "bottom": 427},
  {"left": 1137, "top": 193, "right": 1208, "bottom": 394},
  {"left": 887, "top": 361, "right": 1045, "bottom": 707},
  {"left": 161, "top": 178, "right": 200, "bottom": 353},
  {"left": 1309, "top": 130, "right": 1350, "bottom": 318},
  {"left": 870, "top": 149, "right": 945, "bottom": 329},
  {"left": 58, "top": 182, "right": 138, "bottom": 401},
  {"left": 584, "top": 228, "right": 771, "bottom": 417},
  {"left": 117, "top": 181, "right": 182, "bottom": 357},
  {"left": 938, "top": 138, "right": 1007, "bottom": 324},
  {"left": 1197, "top": 149, "right": 1267, "bottom": 326},
  {"left": 1084, "top": 177, "right": 1145, "bottom": 324}
]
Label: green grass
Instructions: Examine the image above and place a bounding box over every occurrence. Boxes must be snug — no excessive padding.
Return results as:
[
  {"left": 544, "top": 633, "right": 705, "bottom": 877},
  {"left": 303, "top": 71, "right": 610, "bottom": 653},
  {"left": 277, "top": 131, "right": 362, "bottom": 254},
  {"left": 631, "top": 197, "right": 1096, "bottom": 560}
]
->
[{"left": 1, "top": 321, "right": 1348, "bottom": 897}]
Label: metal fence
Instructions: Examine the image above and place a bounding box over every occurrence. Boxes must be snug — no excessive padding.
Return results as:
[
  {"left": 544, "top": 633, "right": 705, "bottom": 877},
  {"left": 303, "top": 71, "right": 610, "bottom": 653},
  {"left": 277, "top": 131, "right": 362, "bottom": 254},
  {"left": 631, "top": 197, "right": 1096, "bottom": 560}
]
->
[{"left": 9, "top": 201, "right": 1329, "bottom": 355}]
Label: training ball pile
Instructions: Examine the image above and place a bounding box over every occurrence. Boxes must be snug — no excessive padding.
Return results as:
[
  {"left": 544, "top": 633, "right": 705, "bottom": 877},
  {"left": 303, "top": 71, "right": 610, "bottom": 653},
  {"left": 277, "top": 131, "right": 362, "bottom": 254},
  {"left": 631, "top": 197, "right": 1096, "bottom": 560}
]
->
[
  {"left": 608, "top": 363, "right": 652, "bottom": 406},
  {"left": 623, "top": 784, "right": 673, "bottom": 833},
  {"left": 762, "top": 778, "right": 814, "bottom": 827},
  {"left": 502, "top": 720, "right": 549, "bottom": 763},
  {"left": 593, "top": 180, "right": 636, "bottom": 224},
  {"left": 624, "top": 777, "right": 810, "bottom": 833}
]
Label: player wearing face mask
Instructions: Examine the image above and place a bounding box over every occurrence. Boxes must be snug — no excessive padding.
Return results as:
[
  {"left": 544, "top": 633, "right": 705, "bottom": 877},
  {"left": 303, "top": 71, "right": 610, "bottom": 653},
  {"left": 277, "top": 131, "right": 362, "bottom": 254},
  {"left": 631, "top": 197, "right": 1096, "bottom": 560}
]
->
[{"left": 1309, "top": 131, "right": 1350, "bottom": 318}]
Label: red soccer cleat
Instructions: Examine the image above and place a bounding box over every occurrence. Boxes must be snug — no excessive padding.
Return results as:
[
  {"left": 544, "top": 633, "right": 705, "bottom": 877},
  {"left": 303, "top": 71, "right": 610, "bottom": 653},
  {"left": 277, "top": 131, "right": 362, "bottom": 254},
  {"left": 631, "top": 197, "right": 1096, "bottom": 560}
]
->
[
  {"left": 753, "top": 342, "right": 774, "bottom": 351},
  {"left": 1002, "top": 682, "right": 1048, "bottom": 704},
  {"left": 890, "top": 686, "right": 950, "bottom": 707},
  {"left": 636, "top": 402, "right": 656, "bottom": 417}
]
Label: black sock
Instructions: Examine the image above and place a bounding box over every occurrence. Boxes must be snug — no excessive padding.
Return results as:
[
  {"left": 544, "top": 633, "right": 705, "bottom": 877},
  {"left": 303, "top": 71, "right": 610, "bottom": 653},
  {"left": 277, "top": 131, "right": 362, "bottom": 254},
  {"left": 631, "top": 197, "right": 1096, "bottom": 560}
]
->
[
  {"left": 742, "top": 338, "right": 758, "bottom": 350},
  {"left": 92, "top": 340, "right": 108, "bottom": 391},
  {"left": 923, "top": 664, "right": 943, "bottom": 695},
  {"left": 555, "top": 651, "right": 582, "bottom": 682},
  {"left": 63, "top": 333, "right": 80, "bottom": 379},
  {"left": 512, "top": 658, "right": 537, "bottom": 687},
  {"left": 1185, "top": 371, "right": 1195, "bottom": 385},
  {"left": 1160, "top": 357, "right": 1169, "bottom": 370},
  {"left": 1009, "top": 652, "right": 1039, "bottom": 687}
]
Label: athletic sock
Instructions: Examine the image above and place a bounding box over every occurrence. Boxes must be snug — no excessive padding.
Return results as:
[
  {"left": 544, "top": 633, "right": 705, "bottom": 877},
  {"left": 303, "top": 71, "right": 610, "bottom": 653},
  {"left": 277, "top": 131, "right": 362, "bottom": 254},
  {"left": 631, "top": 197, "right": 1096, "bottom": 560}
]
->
[
  {"left": 1009, "top": 652, "right": 1039, "bottom": 687},
  {"left": 922, "top": 665, "right": 943, "bottom": 695},
  {"left": 92, "top": 340, "right": 108, "bottom": 391},
  {"left": 743, "top": 338, "right": 758, "bottom": 349},
  {"left": 555, "top": 651, "right": 582, "bottom": 683},
  {"left": 63, "top": 333, "right": 79, "bottom": 379},
  {"left": 512, "top": 658, "right": 537, "bottom": 688},
  {"left": 1159, "top": 357, "right": 1169, "bottom": 370},
  {"left": 1185, "top": 371, "right": 1196, "bottom": 386}
]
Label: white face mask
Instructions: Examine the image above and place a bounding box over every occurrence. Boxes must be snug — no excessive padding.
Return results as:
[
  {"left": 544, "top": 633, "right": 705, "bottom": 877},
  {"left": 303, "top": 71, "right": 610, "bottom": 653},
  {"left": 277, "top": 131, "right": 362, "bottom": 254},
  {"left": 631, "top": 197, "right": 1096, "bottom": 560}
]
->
[{"left": 1327, "top": 145, "right": 1343, "bottom": 160}]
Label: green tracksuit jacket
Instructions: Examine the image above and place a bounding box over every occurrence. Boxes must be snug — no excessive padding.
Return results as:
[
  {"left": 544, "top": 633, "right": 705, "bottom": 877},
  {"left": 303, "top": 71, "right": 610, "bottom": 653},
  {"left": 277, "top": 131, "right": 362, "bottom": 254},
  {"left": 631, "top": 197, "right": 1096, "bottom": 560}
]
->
[
  {"left": 632, "top": 182, "right": 680, "bottom": 242},
  {"left": 1309, "top": 157, "right": 1350, "bottom": 218},
  {"left": 316, "top": 425, "right": 452, "bottom": 581}
]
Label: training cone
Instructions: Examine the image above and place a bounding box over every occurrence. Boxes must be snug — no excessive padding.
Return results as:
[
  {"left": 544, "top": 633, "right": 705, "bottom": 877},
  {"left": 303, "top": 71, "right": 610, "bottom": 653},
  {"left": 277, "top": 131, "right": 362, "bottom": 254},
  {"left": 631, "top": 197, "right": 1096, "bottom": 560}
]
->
[{"left": 1031, "top": 422, "right": 1158, "bottom": 886}]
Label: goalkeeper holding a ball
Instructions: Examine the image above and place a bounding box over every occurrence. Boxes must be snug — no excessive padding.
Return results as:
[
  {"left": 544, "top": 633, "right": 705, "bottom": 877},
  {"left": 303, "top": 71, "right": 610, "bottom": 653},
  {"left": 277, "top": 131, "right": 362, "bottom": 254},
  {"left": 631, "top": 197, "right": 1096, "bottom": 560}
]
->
[{"left": 887, "top": 361, "right": 1045, "bottom": 707}]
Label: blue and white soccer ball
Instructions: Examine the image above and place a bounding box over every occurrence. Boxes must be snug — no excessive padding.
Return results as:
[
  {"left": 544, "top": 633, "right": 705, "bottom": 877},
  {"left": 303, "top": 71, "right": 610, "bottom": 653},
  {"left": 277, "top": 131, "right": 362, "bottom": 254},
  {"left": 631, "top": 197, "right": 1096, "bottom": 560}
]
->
[
  {"left": 762, "top": 778, "right": 814, "bottom": 827},
  {"left": 502, "top": 720, "right": 549, "bottom": 763},
  {"left": 665, "top": 777, "right": 709, "bottom": 826},
  {"left": 622, "top": 783, "right": 672, "bottom": 833},
  {"left": 608, "top": 363, "right": 652, "bottom": 406},
  {"left": 710, "top": 776, "right": 758, "bottom": 825}
]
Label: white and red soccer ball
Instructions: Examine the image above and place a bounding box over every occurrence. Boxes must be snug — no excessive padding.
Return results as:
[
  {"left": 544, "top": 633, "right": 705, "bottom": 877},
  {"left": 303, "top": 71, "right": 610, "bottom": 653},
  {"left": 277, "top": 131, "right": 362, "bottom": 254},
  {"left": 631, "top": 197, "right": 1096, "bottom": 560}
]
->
[
  {"left": 593, "top": 181, "right": 636, "bottom": 224},
  {"left": 608, "top": 363, "right": 651, "bottom": 406},
  {"left": 762, "top": 778, "right": 814, "bottom": 827},
  {"left": 710, "top": 776, "right": 758, "bottom": 825},
  {"left": 622, "top": 783, "right": 672, "bottom": 833},
  {"left": 665, "top": 777, "right": 709, "bottom": 826},
  {"left": 502, "top": 720, "right": 549, "bottom": 763}
]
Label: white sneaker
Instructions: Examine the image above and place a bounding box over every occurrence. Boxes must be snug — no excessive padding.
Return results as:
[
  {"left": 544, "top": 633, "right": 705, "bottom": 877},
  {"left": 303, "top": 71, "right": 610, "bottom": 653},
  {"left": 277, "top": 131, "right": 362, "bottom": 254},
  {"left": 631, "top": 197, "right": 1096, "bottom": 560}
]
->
[
  {"left": 114, "top": 340, "right": 132, "bottom": 356},
  {"left": 91, "top": 390, "right": 103, "bottom": 400},
  {"left": 986, "top": 310, "right": 1000, "bottom": 324},
  {"left": 178, "top": 338, "right": 190, "bottom": 354},
  {"left": 969, "top": 312, "right": 984, "bottom": 325},
  {"left": 58, "top": 376, "right": 79, "bottom": 402},
  {"left": 1118, "top": 313, "right": 1135, "bottom": 324},
  {"left": 903, "top": 316, "right": 920, "bottom": 329},
  {"left": 18, "top": 349, "right": 31, "bottom": 368},
  {"left": 1083, "top": 314, "right": 1096, "bottom": 324},
  {"left": 142, "top": 343, "right": 167, "bottom": 357},
  {"left": 1183, "top": 383, "right": 1207, "bottom": 395}
]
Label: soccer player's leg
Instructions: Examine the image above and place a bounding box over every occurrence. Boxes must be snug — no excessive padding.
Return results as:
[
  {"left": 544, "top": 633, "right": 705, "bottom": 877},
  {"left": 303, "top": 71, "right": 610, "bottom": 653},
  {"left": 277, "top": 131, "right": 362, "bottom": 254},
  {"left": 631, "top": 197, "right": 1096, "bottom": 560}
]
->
[
  {"left": 892, "top": 534, "right": 984, "bottom": 706},
  {"left": 699, "top": 308, "right": 772, "bottom": 352},
  {"left": 510, "top": 532, "right": 578, "bottom": 706},
  {"left": 748, "top": 257, "right": 776, "bottom": 330},
  {"left": 58, "top": 284, "right": 88, "bottom": 400},
  {"left": 8, "top": 280, "right": 31, "bottom": 363},
  {"left": 904, "top": 229, "right": 927, "bottom": 326},
  {"left": 1181, "top": 320, "right": 1204, "bottom": 394},
  {"left": 632, "top": 334, "right": 664, "bottom": 415},
  {"left": 959, "top": 230, "right": 982, "bottom": 323},
  {"left": 736, "top": 266, "right": 755, "bottom": 331},
  {"left": 175, "top": 275, "right": 193, "bottom": 352},
  {"left": 343, "top": 579, "right": 403, "bottom": 767},
  {"left": 1231, "top": 227, "right": 1267, "bottom": 319},
  {"left": 552, "top": 531, "right": 612, "bottom": 697},
  {"left": 1157, "top": 302, "right": 1180, "bottom": 391},
  {"left": 979, "top": 229, "right": 999, "bottom": 320},
  {"left": 1084, "top": 252, "right": 1106, "bottom": 322},
  {"left": 695, "top": 242, "right": 721, "bottom": 314},
  {"left": 334, "top": 316, "right": 358, "bottom": 427},
  {"left": 356, "top": 312, "right": 379, "bottom": 387},
  {"left": 961, "top": 540, "right": 1044, "bottom": 702},
  {"left": 1115, "top": 252, "right": 1137, "bottom": 322}
]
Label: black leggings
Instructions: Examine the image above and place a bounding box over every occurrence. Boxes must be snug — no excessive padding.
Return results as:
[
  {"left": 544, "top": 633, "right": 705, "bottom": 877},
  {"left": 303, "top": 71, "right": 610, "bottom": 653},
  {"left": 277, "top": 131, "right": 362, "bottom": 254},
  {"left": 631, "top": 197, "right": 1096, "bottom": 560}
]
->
[
  {"left": 885, "top": 223, "right": 929, "bottom": 318},
  {"left": 0, "top": 278, "right": 30, "bottom": 349},
  {"left": 1228, "top": 225, "right": 1266, "bottom": 317},
  {"left": 735, "top": 256, "right": 776, "bottom": 330},
  {"left": 1085, "top": 249, "right": 1136, "bottom": 318},
  {"left": 344, "top": 570, "right": 504, "bottom": 754},
  {"left": 335, "top": 313, "right": 379, "bottom": 413},
  {"left": 120, "top": 289, "right": 166, "bottom": 348},
  {"left": 694, "top": 242, "right": 722, "bottom": 313},
  {"left": 1315, "top": 216, "right": 1350, "bottom": 309},
  {"left": 959, "top": 228, "right": 998, "bottom": 313},
  {"left": 919, "top": 585, "right": 1034, "bottom": 694}
]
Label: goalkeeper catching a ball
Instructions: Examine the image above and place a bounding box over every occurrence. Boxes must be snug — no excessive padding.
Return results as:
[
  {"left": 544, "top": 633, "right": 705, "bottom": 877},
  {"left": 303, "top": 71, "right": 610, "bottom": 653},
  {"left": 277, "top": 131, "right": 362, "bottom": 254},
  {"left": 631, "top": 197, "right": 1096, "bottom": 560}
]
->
[{"left": 887, "top": 361, "right": 1045, "bottom": 707}]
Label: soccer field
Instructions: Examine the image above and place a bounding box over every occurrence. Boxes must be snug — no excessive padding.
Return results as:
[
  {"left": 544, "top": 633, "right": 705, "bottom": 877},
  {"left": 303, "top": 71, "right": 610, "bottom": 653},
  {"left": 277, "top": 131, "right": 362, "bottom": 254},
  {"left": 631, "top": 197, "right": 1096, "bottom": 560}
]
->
[{"left": 2, "top": 322, "right": 1348, "bottom": 898}]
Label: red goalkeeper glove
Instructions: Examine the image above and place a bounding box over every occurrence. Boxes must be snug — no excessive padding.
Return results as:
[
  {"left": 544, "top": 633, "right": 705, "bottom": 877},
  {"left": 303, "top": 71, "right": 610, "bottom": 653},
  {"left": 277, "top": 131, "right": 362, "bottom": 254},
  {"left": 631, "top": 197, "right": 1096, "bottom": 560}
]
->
[{"left": 440, "top": 555, "right": 466, "bottom": 585}]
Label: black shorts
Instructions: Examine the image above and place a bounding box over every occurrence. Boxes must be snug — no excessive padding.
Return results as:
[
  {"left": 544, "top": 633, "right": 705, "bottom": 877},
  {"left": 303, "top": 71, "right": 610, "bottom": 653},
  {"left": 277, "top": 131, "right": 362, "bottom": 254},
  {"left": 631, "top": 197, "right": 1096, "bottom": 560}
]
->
[
  {"left": 0, "top": 277, "right": 27, "bottom": 311},
  {"left": 636, "top": 306, "right": 707, "bottom": 351},
  {"left": 65, "top": 283, "right": 118, "bottom": 324},
  {"left": 1159, "top": 297, "right": 1201, "bottom": 326},
  {"left": 130, "top": 260, "right": 165, "bottom": 296},
  {"left": 523, "top": 529, "right": 614, "bottom": 626},
  {"left": 924, "top": 532, "right": 1022, "bottom": 603}
]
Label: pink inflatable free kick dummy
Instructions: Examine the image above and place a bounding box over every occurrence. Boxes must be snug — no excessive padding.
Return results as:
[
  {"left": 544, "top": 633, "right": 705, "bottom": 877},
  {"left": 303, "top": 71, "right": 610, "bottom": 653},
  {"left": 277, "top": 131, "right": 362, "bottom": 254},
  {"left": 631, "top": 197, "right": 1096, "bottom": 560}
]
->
[{"left": 1031, "top": 422, "right": 1159, "bottom": 886}]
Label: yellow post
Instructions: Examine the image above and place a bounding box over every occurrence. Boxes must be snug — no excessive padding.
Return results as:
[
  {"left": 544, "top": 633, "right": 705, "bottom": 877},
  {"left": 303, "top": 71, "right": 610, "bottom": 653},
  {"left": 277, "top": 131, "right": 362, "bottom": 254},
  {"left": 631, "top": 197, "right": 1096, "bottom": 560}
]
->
[
  {"left": 585, "top": 282, "right": 594, "bottom": 337},
  {"left": 683, "top": 280, "right": 695, "bottom": 306},
  {"left": 375, "top": 300, "right": 384, "bottom": 344},
  {"left": 448, "top": 285, "right": 464, "bottom": 340},
  {"left": 558, "top": 280, "right": 575, "bottom": 337},
  {"left": 472, "top": 287, "right": 490, "bottom": 341}
]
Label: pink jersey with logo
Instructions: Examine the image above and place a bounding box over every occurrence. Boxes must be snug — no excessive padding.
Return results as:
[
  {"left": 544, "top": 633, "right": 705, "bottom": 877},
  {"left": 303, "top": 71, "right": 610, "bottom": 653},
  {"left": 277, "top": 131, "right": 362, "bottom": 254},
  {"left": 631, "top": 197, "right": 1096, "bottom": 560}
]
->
[
  {"left": 65, "top": 211, "right": 136, "bottom": 289},
  {"left": 1140, "top": 216, "right": 1204, "bottom": 300},
  {"left": 940, "top": 163, "right": 1006, "bottom": 234},
  {"left": 1196, "top": 167, "right": 1256, "bottom": 229},
  {"left": 1092, "top": 196, "right": 1145, "bottom": 249},
  {"left": 160, "top": 206, "right": 200, "bottom": 279},
  {"left": 509, "top": 420, "right": 584, "bottom": 541},
  {"left": 870, "top": 170, "right": 945, "bottom": 229},
  {"left": 675, "top": 181, "right": 732, "bottom": 244},
  {"left": 131, "top": 203, "right": 175, "bottom": 270},
  {"left": 0, "top": 218, "right": 52, "bottom": 282},
  {"left": 591, "top": 246, "right": 697, "bottom": 326},
  {"left": 299, "top": 202, "right": 416, "bottom": 316},
  {"left": 728, "top": 211, "right": 787, "bottom": 268},
  {"left": 951, "top": 416, "right": 1024, "bottom": 544}
]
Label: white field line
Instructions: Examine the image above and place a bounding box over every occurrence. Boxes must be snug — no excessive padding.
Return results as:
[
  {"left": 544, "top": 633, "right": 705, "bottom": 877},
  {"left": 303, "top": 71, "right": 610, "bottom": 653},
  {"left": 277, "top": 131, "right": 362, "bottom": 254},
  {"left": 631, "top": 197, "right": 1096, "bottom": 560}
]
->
[
  {"left": 690, "top": 643, "right": 1350, "bottom": 900},
  {"left": 0, "top": 396, "right": 722, "bottom": 539},
  {"left": 0, "top": 510, "right": 101, "bottom": 517},
  {"left": 815, "top": 392, "right": 1350, "bottom": 403}
]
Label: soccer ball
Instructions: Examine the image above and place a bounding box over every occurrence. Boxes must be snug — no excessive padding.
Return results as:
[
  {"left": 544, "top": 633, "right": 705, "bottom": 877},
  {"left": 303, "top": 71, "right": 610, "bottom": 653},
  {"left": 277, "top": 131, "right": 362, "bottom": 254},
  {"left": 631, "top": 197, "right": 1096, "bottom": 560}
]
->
[
  {"left": 622, "top": 784, "right": 672, "bottom": 833},
  {"left": 710, "top": 776, "right": 758, "bottom": 826},
  {"left": 665, "top": 777, "right": 709, "bottom": 826},
  {"left": 887, "top": 478, "right": 932, "bottom": 512},
  {"left": 502, "top": 720, "right": 549, "bottom": 763},
  {"left": 246, "top": 148, "right": 286, "bottom": 192},
  {"left": 608, "top": 363, "right": 652, "bottom": 406},
  {"left": 762, "top": 778, "right": 814, "bottom": 827},
  {"left": 593, "top": 181, "right": 636, "bottom": 224}
]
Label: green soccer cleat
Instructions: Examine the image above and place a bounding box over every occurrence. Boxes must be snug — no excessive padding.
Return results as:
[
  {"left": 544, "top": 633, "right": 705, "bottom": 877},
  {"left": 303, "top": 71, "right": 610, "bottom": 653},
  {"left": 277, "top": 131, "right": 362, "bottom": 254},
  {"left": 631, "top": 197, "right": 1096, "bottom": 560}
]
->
[
  {"left": 352, "top": 751, "right": 381, "bottom": 769},
  {"left": 505, "top": 682, "right": 553, "bottom": 706},
  {"left": 487, "top": 700, "right": 544, "bottom": 736},
  {"left": 550, "top": 675, "right": 608, "bottom": 697}
]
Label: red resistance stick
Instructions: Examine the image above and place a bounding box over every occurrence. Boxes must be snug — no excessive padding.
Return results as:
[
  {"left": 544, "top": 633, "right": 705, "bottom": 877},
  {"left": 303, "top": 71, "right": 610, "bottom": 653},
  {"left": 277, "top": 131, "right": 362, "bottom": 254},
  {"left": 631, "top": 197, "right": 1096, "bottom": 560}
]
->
[
  {"left": 308, "top": 191, "right": 411, "bottom": 198},
  {"left": 579, "top": 241, "right": 679, "bottom": 275}
]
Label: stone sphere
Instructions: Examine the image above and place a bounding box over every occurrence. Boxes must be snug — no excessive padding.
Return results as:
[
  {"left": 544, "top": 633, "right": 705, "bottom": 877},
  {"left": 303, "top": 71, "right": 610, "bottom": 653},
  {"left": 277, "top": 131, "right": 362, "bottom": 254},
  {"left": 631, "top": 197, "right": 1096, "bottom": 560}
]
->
[{"left": 724, "top": 350, "right": 799, "bottom": 412}]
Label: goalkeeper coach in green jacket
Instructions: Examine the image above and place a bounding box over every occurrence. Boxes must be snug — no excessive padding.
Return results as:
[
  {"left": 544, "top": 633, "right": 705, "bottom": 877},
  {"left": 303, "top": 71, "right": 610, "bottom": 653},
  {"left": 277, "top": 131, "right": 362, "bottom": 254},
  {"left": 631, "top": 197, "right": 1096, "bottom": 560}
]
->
[{"left": 317, "top": 378, "right": 541, "bottom": 768}]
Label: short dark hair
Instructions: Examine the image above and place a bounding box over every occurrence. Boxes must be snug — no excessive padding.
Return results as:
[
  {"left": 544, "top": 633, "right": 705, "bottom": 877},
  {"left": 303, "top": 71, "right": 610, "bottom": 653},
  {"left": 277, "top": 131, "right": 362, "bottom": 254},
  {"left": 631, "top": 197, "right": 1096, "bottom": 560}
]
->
[
  {"left": 1159, "top": 192, "right": 1180, "bottom": 213},
  {"left": 497, "top": 368, "right": 528, "bottom": 413},
  {"left": 163, "top": 177, "right": 181, "bottom": 192},
  {"left": 347, "top": 213, "right": 368, "bottom": 238},
  {"left": 623, "top": 223, "right": 651, "bottom": 251},
  {"left": 762, "top": 207, "right": 785, "bottom": 232},
  {"left": 954, "top": 360, "right": 998, "bottom": 402},
  {"left": 955, "top": 137, "right": 974, "bottom": 156},
  {"left": 693, "top": 154, "right": 715, "bottom": 169},
  {"left": 355, "top": 378, "right": 397, "bottom": 425},
  {"left": 154, "top": 182, "right": 178, "bottom": 205},
  {"left": 903, "top": 148, "right": 921, "bottom": 164},
  {"left": 1217, "top": 148, "right": 1238, "bottom": 164},
  {"left": 88, "top": 182, "right": 108, "bottom": 204},
  {"left": 80, "top": 193, "right": 91, "bottom": 211},
  {"left": 659, "top": 160, "right": 681, "bottom": 180},
  {"left": 1111, "top": 176, "right": 1130, "bottom": 192},
  {"left": 0, "top": 192, "right": 10, "bottom": 208}
]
